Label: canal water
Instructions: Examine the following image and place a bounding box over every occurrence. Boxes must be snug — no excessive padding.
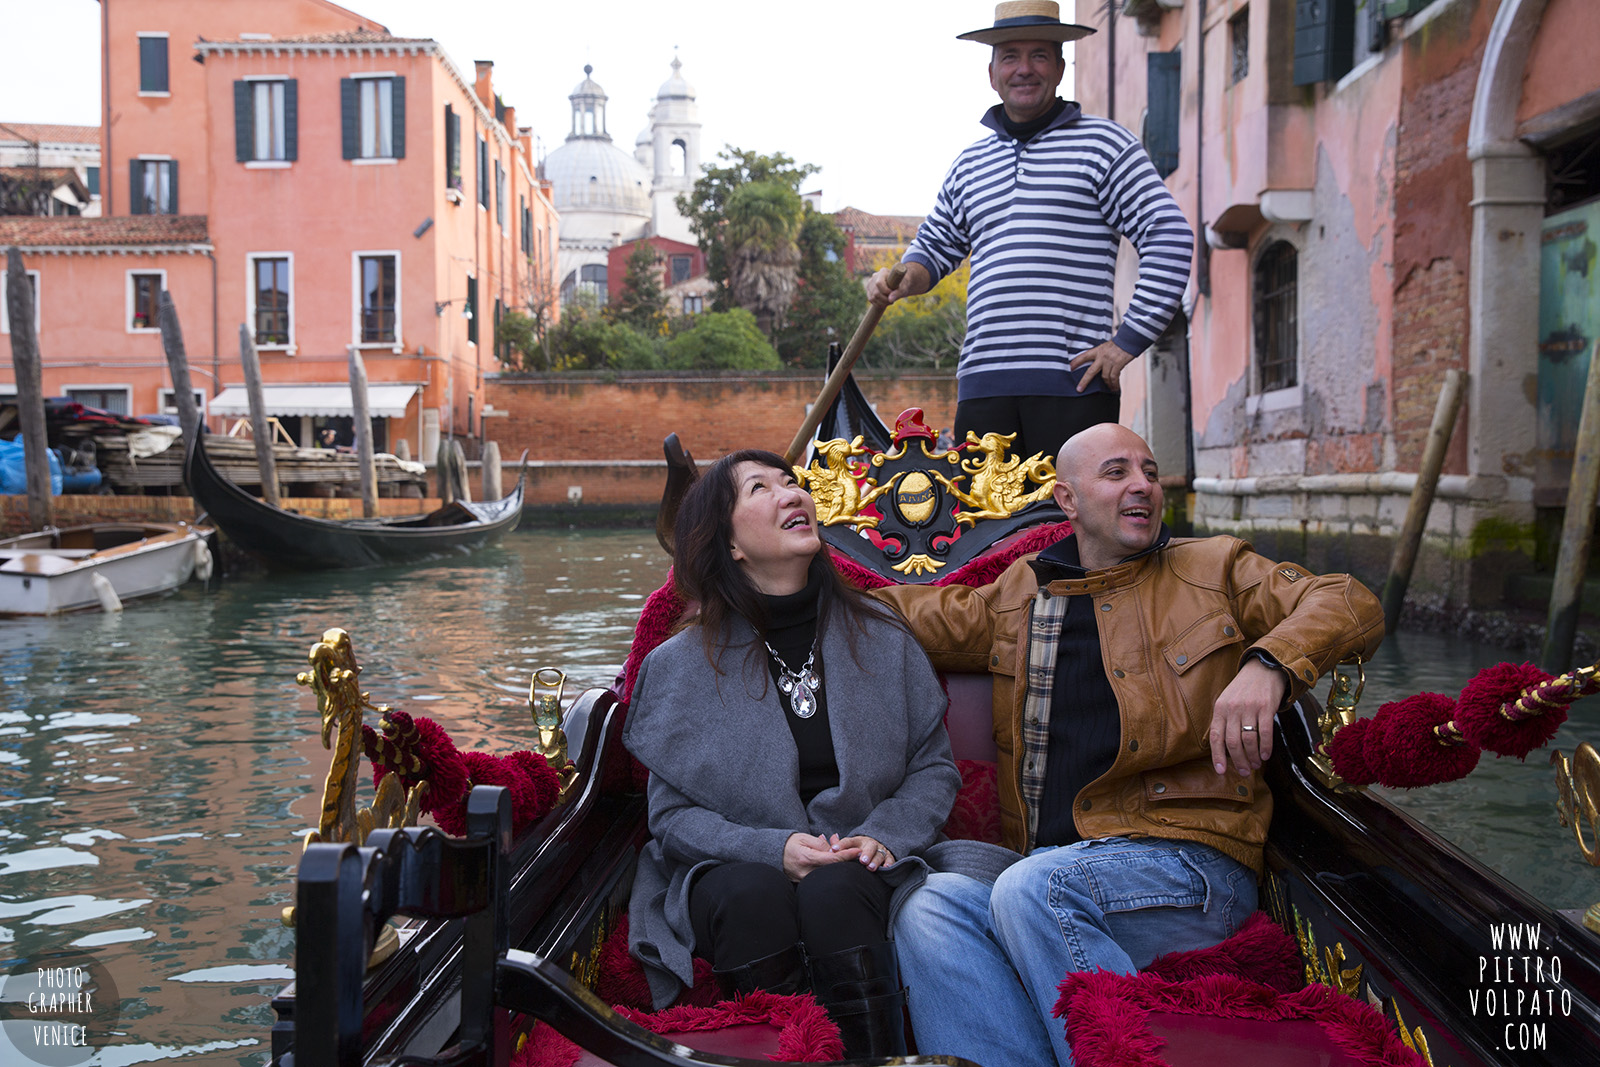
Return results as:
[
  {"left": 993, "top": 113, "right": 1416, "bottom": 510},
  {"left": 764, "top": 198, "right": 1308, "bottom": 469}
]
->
[{"left": 1, "top": 527, "right": 1597, "bottom": 1065}]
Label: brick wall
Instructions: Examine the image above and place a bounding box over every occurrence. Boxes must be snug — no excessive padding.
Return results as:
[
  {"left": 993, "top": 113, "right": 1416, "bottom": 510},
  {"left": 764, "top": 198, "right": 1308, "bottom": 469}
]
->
[{"left": 483, "top": 371, "right": 958, "bottom": 462}]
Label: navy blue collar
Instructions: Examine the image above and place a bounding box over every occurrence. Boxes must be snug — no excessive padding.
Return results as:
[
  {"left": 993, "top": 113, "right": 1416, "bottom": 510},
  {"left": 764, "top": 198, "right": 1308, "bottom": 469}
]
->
[{"left": 982, "top": 98, "right": 1082, "bottom": 142}]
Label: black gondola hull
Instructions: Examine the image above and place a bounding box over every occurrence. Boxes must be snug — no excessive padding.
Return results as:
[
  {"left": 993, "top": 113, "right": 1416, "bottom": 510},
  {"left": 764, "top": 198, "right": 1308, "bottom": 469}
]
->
[{"left": 184, "top": 433, "right": 523, "bottom": 570}]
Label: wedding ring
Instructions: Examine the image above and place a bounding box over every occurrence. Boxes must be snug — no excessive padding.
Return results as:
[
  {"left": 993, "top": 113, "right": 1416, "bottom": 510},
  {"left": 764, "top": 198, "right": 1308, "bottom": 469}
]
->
[{"left": 1241, "top": 724, "right": 1257, "bottom": 732}]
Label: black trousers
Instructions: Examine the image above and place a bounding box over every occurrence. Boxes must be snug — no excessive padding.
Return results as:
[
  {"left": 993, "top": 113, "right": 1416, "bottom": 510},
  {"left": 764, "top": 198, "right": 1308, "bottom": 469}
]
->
[
  {"left": 689, "top": 861, "right": 893, "bottom": 970},
  {"left": 954, "top": 391, "right": 1121, "bottom": 466}
]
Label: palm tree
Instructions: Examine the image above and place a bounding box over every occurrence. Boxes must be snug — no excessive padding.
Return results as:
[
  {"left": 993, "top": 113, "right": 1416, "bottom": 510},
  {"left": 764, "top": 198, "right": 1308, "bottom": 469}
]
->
[{"left": 723, "top": 181, "right": 804, "bottom": 336}]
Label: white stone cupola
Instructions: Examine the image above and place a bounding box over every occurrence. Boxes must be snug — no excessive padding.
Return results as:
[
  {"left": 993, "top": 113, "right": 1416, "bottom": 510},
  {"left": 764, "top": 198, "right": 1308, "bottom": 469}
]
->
[{"left": 648, "top": 54, "right": 701, "bottom": 244}]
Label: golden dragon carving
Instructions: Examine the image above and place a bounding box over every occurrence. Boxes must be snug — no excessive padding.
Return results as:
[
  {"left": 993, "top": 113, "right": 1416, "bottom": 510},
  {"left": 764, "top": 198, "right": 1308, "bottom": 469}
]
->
[
  {"left": 933, "top": 431, "right": 1056, "bottom": 526},
  {"left": 799, "top": 435, "right": 902, "bottom": 530}
]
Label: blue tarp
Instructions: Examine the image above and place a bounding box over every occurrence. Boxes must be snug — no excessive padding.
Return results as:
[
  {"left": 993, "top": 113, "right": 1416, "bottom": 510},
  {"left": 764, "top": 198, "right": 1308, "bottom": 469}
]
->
[{"left": 0, "top": 437, "right": 64, "bottom": 495}]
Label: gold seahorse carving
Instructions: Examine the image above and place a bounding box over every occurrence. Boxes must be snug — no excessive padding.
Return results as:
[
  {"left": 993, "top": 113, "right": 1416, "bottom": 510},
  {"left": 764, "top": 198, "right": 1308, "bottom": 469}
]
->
[
  {"left": 933, "top": 431, "right": 1055, "bottom": 526},
  {"left": 798, "top": 436, "right": 901, "bottom": 530}
]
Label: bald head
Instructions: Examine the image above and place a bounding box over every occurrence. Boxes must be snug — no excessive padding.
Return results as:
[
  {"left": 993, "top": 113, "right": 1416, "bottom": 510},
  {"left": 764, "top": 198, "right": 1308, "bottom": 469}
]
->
[
  {"left": 1055, "top": 424, "right": 1154, "bottom": 489},
  {"left": 1052, "top": 424, "right": 1164, "bottom": 571}
]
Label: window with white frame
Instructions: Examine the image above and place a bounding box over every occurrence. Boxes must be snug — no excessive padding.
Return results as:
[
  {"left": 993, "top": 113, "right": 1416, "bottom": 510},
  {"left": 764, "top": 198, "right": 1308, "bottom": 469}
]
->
[
  {"left": 138, "top": 33, "right": 168, "bottom": 94},
  {"left": 249, "top": 254, "right": 292, "bottom": 347},
  {"left": 235, "top": 78, "right": 297, "bottom": 163},
  {"left": 159, "top": 388, "right": 206, "bottom": 418},
  {"left": 341, "top": 76, "right": 405, "bottom": 161},
  {"left": 0, "top": 269, "right": 40, "bottom": 334},
  {"left": 355, "top": 253, "right": 399, "bottom": 345},
  {"left": 130, "top": 158, "right": 177, "bottom": 214},
  {"left": 65, "top": 387, "right": 130, "bottom": 415},
  {"left": 127, "top": 270, "right": 164, "bottom": 332}
]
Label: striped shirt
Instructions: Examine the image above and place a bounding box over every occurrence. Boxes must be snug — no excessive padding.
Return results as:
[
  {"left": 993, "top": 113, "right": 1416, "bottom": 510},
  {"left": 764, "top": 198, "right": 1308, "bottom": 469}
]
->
[{"left": 905, "top": 102, "right": 1194, "bottom": 401}]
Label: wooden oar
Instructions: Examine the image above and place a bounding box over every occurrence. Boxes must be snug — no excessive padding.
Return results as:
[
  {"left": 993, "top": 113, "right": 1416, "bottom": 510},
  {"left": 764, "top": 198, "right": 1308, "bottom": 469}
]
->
[{"left": 782, "top": 263, "right": 906, "bottom": 465}]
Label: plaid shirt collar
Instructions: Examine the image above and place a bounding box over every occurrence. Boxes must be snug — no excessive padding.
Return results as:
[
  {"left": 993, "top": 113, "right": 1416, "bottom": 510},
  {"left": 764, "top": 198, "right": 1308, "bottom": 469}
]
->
[{"left": 1016, "top": 525, "right": 1171, "bottom": 848}]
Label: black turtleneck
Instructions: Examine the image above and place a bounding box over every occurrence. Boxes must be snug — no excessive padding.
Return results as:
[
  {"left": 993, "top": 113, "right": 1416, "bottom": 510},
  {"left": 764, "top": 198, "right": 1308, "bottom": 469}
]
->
[
  {"left": 760, "top": 571, "right": 839, "bottom": 805},
  {"left": 1001, "top": 97, "right": 1068, "bottom": 143}
]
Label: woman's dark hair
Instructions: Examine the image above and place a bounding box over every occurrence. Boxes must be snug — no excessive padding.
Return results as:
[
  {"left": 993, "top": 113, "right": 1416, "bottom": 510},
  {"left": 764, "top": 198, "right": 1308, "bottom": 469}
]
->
[{"left": 672, "top": 449, "right": 892, "bottom": 672}]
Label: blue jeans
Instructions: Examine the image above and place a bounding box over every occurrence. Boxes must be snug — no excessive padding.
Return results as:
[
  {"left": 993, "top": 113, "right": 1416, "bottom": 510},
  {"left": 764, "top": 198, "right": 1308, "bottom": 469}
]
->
[{"left": 893, "top": 837, "right": 1257, "bottom": 1067}]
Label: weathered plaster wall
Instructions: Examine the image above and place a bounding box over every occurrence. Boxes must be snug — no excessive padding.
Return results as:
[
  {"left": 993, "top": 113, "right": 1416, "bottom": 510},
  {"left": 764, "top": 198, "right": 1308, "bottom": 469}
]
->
[{"left": 1516, "top": 0, "right": 1600, "bottom": 125}]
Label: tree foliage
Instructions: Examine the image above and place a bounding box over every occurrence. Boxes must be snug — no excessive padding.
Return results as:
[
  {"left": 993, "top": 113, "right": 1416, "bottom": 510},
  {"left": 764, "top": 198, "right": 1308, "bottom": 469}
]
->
[
  {"left": 608, "top": 241, "right": 668, "bottom": 336},
  {"left": 678, "top": 147, "right": 820, "bottom": 328},
  {"left": 545, "top": 295, "right": 660, "bottom": 370},
  {"left": 496, "top": 310, "right": 539, "bottom": 368},
  {"left": 773, "top": 209, "right": 867, "bottom": 368},
  {"left": 865, "top": 255, "right": 969, "bottom": 370},
  {"left": 664, "top": 309, "right": 780, "bottom": 370}
]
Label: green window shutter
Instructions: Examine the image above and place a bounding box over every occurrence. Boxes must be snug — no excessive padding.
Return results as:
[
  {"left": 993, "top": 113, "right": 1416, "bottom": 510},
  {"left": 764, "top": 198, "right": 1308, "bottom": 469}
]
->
[
  {"left": 169, "top": 160, "right": 178, "bottom": 214},
  {"left": 340, "top": 78, "right": 359, "bottom": 160},
  {"left": 284, "top": 80, "right": 298, "bottom": 161},
  {"left": 1145, "top": 51, "right": 1181, "bottom": 178},
  {"left": 1294, "top": 0, "right": 1356, "bottom": 86},
  {"left": 467, "top": 275, "right": 478, "bottom": 345},
  {"left": 445, "top": 104, "right": 459, "bottom": 189},
  {"left": 234, "top": 80, "right": 253, "bottom": 162},
  {"left": 391, "top": 77, "right": 406, "bottom": 159},
  {"left": 129, "top": 160, "right": 145, "bottom": 215}
]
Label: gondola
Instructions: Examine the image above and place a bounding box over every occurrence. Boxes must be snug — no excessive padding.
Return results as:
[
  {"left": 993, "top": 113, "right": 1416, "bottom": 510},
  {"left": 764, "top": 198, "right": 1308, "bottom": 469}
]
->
[
  {"left": 269, "top": 368, "right": 1600, "bottom": 1067},
  {"left": 184, "top": 431, "right": 524, "bottom": 570}
]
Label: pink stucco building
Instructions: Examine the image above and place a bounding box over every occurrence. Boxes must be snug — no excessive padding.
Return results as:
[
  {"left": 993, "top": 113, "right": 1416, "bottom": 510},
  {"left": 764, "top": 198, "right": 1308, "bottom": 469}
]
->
[
  {"left": 2, "top": 0, "right": 558, "bottom": 459},
  {"left": 1075, "top": 0, "right": 1600, "bottom": 608}
]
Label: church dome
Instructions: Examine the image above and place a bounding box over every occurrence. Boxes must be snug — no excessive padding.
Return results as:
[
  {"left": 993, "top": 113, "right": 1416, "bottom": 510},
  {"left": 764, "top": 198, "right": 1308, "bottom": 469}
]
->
[
  {"left": 542, "top": 137, "right": 652, "bottom": 216},
  {"left": 657, "top": 56, "right": 694, "bottom": 100}
]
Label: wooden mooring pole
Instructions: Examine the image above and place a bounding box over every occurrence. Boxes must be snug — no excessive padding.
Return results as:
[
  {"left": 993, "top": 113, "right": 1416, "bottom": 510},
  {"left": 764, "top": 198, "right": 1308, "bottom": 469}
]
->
[
  {"left": 1542, "top": 344, "right": 1600, "bottom": 674},
  {"left": 158, "top": 290, "right": 202, "bottom": 443},
  {"left": 348, "top": 347, "right": 378, "bottom": 519},
  {"left": 239, "top": 324, "right": 280, "bottom": 507},
  {"left": 1380, "top": 369, "right": 1467, "bottom": 635},
  {"left": 6, "top": 246, "right": 54, "bottom": 531}
]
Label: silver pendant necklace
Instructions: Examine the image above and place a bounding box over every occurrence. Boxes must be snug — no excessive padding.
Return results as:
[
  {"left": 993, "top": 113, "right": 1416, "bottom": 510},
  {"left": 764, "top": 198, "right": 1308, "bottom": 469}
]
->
[{"left": 763, "top": 638, "right": 821, "bottom": 719}]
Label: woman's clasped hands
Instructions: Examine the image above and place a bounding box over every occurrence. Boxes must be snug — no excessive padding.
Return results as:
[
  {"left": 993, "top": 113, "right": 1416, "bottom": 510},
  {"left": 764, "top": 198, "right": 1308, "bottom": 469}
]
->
[{"left": 782, "top": 832, "right": 896, "bottom": 881}]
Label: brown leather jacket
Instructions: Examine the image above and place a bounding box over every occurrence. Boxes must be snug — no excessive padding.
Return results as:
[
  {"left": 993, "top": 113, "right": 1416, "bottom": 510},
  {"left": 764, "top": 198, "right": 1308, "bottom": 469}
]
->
[{"left": 876, "top": 535, "right": 1384, "bottom": 873}]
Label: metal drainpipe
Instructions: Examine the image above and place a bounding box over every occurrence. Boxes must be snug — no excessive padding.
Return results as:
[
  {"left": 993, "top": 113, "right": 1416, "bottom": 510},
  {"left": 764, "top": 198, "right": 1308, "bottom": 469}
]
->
[
  {"left": 1196, "top": 0, "right": 1211, "bottom": 297},
  {"left": 207, "top": 250, "right": 219, "bottom": 406},
  {"left": 1107, "top": 0, "right": 1117, "bottom": 123},
  {"left": 101, "top": 1, "right": 112, "bottom": 216}
]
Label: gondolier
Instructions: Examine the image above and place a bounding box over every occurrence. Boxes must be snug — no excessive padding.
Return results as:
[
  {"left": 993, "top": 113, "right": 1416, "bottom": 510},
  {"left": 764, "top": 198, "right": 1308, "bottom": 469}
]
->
[{"left": 866, "top": 1, "right": 1194, "bottom": 464}]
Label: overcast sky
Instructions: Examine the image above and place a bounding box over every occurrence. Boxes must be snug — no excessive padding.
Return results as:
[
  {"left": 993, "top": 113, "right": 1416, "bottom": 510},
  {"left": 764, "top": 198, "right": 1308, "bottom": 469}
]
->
[{"left": 0, "top": 0, "right": 1090, "bottom": 216}]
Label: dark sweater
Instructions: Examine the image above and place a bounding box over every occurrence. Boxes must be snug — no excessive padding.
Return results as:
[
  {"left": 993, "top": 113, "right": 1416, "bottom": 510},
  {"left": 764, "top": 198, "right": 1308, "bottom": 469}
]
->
[{"left": 760, "top": 574, "right": 839, "bottom": 805}]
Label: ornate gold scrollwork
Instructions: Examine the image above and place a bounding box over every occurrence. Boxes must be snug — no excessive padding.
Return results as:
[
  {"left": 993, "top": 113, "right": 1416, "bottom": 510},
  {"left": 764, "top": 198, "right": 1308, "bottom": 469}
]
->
[
  {"left": 1292, "top": 906, "right": 1364, "bottom": 997},
  {"left": 798, "top": 436, "right": 902, "bottom": 530},
  {"left": 530, "top": 667, "right": 580, "bottom": 797},
  {"left": 1387, "top": 1000, "right": 1437, "bottom": 1066},
  {"left": 287, "top": 629, "right": 418, "bottom": 964},
  {"left": 932, "top": 431, "right": 1055, "bottom": 526},
  {"left": 1308, "top": 655, "right": 1365, "bottom": 791},
  {"left": 1551, "top": 741, "right": 1600, "bottom": 932},
  {"left": 891, "top": 554, "right": 946, "bottom": 577}
]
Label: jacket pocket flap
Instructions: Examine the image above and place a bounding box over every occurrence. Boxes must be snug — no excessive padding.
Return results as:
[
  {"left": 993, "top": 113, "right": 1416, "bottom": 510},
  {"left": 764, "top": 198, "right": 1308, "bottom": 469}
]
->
[
  {"left": 1161, "top": 610, "right": 1244, "bottom": 675},
  {"left": 1142, "top": 760, "right": 1255, "bottom": 804}
]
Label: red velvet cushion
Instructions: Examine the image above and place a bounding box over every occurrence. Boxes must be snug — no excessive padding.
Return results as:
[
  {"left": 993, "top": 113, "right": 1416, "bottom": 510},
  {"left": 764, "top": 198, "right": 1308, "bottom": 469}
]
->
[{"left": 944, "top": 760, "right": 1001, "bottom": 844}]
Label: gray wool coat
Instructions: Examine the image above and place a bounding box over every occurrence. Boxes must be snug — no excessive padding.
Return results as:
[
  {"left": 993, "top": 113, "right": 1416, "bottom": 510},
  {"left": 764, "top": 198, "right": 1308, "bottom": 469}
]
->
[{"left": 624, "top": 606, "right": 1018, "bottom": 1009}]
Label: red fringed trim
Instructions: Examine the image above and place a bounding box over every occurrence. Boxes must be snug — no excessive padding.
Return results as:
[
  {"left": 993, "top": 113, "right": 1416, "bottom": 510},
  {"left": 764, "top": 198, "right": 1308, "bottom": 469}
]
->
[
  {"left": 509, "top": 1022, "right": 581, "bottom": 1067},
  {"left": 619, "top": 571, "right": 687, "bottom": 706},
  {"left": 1141, "top": 912, "right": 1303, "bottom": 994},
  {"left": 1367, "top": 693, "right": 1481, "bottom": 789},
  {"left": 592, "top": 915, "right": 723, "bottom": 1010},
  {"left": 1056, "top": 970, "right": 1428, "bottom": 1067},
  {"left": 615, "top": 991, "right": 843, "bottom": 1063},
  {"left": 1326, "top": 716, "right": 1377, "bottom": 786},
  {"left": 1456, "top": 661, "right": 1563, "bottom": 759}
]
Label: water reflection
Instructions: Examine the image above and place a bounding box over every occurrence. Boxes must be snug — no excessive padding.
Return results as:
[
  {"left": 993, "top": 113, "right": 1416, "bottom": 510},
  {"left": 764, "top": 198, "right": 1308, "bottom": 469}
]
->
[
  {"left": 0, "top": 530, "right": 669, "bottom": 1066},
  {"left": 2, "top": 528, "right": 1597, "bottom": 1065}
]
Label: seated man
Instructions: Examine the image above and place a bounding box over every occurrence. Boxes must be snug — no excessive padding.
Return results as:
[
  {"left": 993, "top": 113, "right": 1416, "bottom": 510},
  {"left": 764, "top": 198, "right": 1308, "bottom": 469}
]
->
[{"left": 875, "top": 424, "right": 1384, "bottom": 1066}]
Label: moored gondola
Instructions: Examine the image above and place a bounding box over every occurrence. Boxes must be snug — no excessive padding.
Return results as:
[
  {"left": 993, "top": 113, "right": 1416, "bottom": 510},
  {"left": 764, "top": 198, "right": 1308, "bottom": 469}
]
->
[{"left": 184, "top": 431, "right": 524, "bottom": 570}]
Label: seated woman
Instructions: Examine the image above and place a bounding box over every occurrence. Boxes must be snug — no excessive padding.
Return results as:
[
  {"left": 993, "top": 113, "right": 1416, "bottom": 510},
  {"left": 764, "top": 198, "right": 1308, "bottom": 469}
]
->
[{"left": 624, "top": 449, "right": 1010, "bottom": 1058}]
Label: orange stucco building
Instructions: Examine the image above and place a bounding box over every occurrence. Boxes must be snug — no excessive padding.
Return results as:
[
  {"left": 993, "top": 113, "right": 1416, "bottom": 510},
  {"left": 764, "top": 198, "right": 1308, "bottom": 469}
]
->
[
  {"left": 1074, "top": 0, "right": 1600, "bottom": 608},
  {"left": 2, "top": 0, "right": 558, "bottom": 459}
]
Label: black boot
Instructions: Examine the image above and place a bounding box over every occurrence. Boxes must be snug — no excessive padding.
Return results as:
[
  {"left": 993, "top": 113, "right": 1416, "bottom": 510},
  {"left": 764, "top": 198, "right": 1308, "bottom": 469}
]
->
[
  {"left": 713, "top": 944, "right": 808, "bottom": 996},
  {"left": 806, "top": 941, "right": 908, "bottom": 1059}
]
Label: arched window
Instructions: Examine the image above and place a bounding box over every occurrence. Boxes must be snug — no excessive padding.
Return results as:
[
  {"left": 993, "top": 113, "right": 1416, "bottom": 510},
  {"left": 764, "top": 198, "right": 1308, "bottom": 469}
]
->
[{"left": 1253, "top": 240, "right": 1298, "bottom": 392}]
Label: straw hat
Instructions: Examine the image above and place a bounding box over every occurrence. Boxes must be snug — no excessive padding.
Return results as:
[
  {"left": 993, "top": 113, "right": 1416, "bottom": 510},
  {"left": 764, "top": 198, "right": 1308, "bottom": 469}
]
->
[{"left": 957, "top": 1, "right": 1096, "bottom": 45}]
